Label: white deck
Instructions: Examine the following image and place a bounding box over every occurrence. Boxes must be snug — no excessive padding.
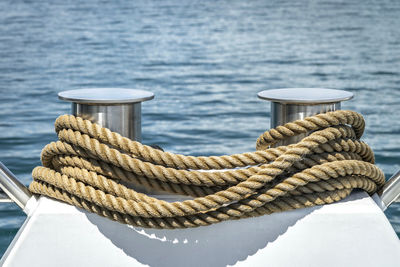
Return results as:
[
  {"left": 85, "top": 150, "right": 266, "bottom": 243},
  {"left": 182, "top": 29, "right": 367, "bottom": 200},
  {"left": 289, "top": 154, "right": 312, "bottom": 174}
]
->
[{"left": 1, "top": 191, "right": 399, "bottom": 267}]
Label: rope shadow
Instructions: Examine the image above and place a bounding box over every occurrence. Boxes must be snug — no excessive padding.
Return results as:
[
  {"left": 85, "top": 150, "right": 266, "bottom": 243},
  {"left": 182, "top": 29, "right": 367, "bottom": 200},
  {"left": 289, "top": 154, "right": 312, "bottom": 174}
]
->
[{"left": 86, "top": 205, "right": 321, "bottom": 267}]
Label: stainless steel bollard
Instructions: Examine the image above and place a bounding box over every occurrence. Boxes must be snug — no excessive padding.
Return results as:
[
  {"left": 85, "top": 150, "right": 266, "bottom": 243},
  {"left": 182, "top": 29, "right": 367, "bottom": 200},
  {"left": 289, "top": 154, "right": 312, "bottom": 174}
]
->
[
  {"left": 58, "top": 88, "right": 154, "bottom": 141},
  {"left": 257, "top": 88, "right": 353, "bottom": 146},
  {"left": 59, "top": 88, "right": 160, "bottom": 194}
]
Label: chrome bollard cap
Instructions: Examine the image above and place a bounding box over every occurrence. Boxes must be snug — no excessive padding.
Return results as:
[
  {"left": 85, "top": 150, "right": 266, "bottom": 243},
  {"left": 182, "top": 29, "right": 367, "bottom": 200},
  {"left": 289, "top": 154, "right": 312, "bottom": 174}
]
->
[
  {"left": 257, "top": 88, "right": 353, "bottom": 104},
  {"left": 257, "top": 88, "right": 354, "bottom": 147},
  {"left": 58, "top": 88, "right": 155, "bottom": 142},
  {"left": 58, "top": 88, "right": 154, "bottom": 104}
]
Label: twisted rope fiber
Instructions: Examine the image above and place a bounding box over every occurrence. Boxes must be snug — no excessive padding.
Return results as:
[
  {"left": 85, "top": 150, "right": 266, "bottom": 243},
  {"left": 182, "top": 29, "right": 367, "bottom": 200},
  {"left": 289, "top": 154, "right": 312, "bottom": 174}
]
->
[{"left": 29, "top": 110, "right": 385, "bottom": 229}]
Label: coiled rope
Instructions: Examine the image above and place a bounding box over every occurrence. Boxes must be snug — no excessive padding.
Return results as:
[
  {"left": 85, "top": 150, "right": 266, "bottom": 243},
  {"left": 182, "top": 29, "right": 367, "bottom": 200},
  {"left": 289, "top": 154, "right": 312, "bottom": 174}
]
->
[{"left": 29, "top": 110, "right": 385, "bottom": 229}]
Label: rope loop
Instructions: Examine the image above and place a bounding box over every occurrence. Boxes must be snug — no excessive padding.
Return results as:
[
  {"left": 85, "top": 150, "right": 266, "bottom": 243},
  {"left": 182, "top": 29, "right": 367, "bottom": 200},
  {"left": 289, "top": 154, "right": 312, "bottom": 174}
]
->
[{"left": 30, "top": 110, "right": 384, "bottom": 229}]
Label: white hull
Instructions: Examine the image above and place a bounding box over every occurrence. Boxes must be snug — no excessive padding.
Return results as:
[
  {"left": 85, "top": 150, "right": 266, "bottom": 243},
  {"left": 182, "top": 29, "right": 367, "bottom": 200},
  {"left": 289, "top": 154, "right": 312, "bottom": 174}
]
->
[{"left": 1, "top": 191, "right": 399, "bottom": 267}]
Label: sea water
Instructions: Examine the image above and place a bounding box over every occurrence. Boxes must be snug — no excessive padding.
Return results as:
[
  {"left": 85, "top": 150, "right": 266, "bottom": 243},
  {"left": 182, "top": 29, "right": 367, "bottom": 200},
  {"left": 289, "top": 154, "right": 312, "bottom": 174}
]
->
[{"left": 0, "top": 0, "right": 399, "bottom": 256}]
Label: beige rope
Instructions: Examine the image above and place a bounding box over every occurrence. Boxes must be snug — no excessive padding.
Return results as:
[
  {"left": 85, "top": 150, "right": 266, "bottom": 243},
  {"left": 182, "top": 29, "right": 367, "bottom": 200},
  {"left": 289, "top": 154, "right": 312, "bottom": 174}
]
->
[{"left": 29, "top": 110, "right": 385, "bottom": 229}]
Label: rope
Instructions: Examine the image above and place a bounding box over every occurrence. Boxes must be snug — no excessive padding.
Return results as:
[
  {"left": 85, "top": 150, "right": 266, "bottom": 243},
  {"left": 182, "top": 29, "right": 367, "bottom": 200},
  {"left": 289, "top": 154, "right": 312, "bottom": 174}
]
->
[{"left": 29, "top": 110, "right": 385, "bottom": 229}]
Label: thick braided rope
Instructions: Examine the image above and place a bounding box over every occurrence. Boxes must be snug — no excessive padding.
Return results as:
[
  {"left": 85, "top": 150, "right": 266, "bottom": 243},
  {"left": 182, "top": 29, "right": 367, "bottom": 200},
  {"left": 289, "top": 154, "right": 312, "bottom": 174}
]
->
[{"left": 29, "top": 110, "right": 385, "bottom": 228}]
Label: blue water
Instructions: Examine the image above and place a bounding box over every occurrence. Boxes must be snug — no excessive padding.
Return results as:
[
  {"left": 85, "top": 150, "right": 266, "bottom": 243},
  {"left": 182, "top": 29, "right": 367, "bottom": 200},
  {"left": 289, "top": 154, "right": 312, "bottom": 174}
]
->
[{"left": 0, "top": 0, "right": 400, "bottom": 257}]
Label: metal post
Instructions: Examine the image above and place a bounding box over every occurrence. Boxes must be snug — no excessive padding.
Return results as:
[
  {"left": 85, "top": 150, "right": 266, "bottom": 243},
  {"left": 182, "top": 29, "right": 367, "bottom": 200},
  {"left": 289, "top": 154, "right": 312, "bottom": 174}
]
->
[
  {"left": 0, "top": 162, "right": 32, "bottom": 209},
  {"left": 59, "top": 88, "right": 154, "bottom": 141},
  {"left": 257, "top": 88, "right": 353, "bottom": 146},
  {"left": 379, "top": 170, "right": 400, "bottom": 210},
  {"left": 59, "top": 88, "right": 160, "bottom": 194}
]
